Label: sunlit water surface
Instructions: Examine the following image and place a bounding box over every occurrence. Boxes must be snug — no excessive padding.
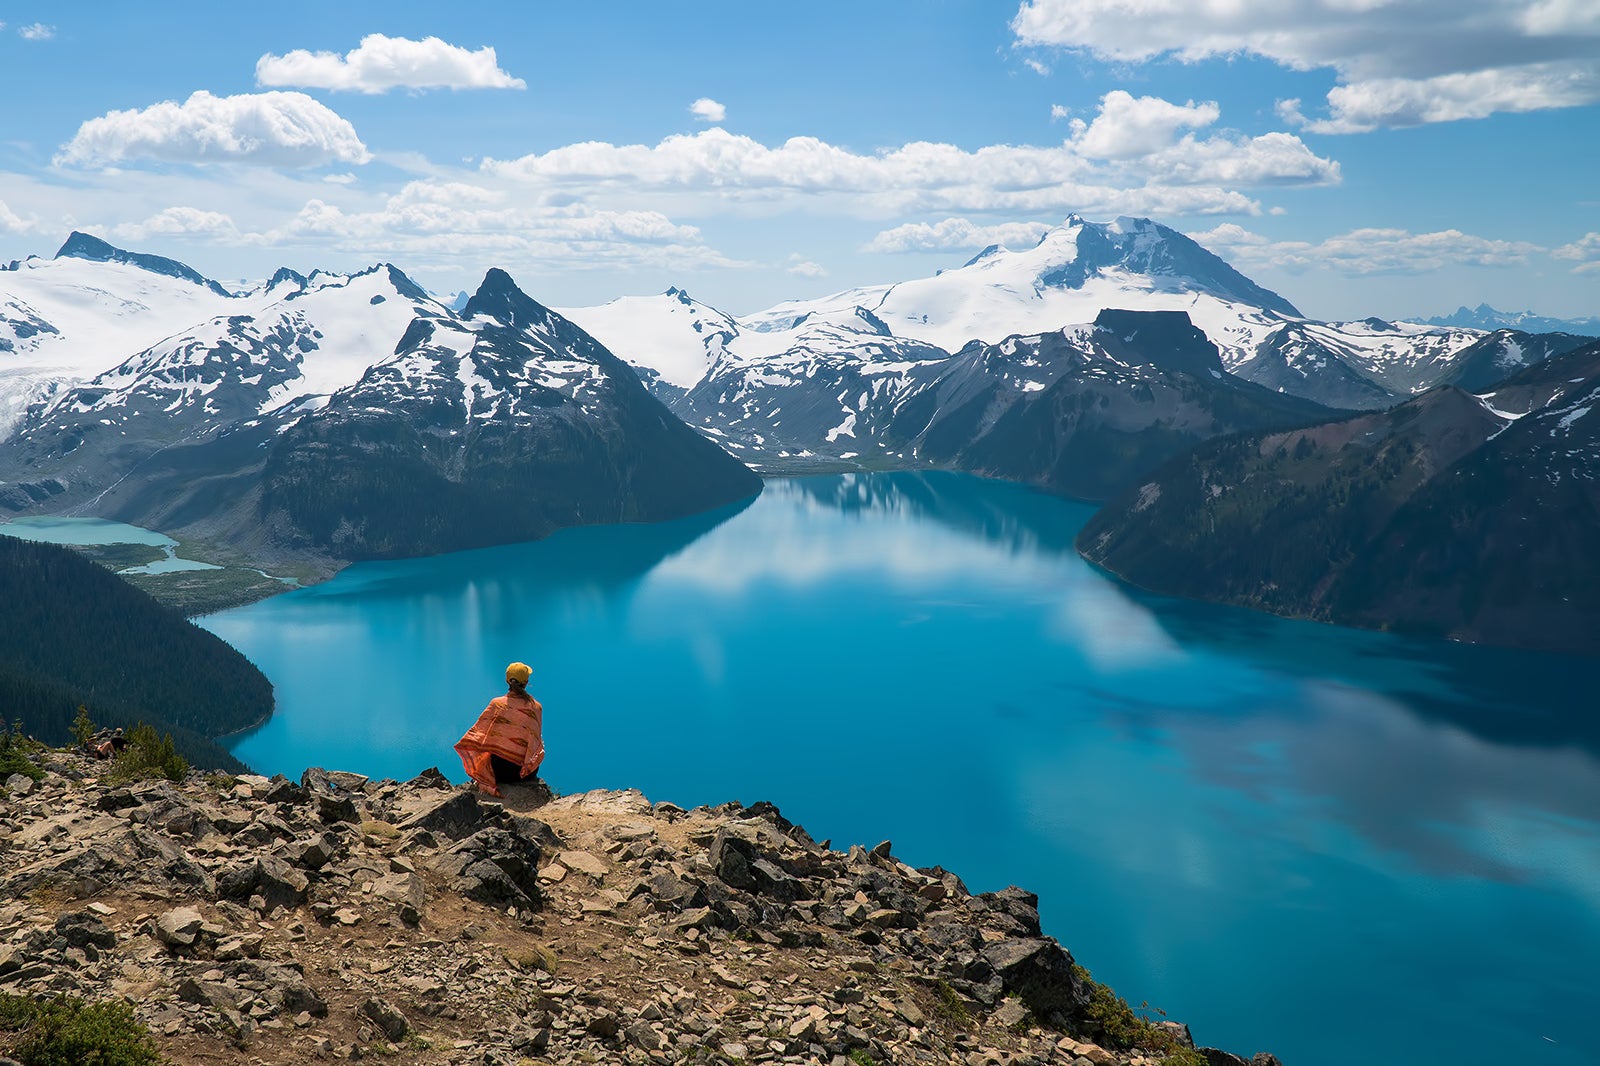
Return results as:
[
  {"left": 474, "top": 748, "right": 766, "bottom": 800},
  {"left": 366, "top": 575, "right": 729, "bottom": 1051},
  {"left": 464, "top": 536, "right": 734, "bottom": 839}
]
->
[{"left": 201, "top": 473, "right": 1600, "bottom": 1066}]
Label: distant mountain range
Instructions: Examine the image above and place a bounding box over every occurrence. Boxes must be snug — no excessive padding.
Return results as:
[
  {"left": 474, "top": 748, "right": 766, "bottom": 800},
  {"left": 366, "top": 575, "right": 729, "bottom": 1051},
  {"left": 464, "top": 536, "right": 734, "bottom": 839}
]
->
[
  {"left": 3, "top": 221, "right": 1595, "bottom": 652},
  {"left": 1426, "top": 303, "right": 1600, "bottom": 337},
  {"left": 0, "top": 236, "right": 758, "bottom": 573}
]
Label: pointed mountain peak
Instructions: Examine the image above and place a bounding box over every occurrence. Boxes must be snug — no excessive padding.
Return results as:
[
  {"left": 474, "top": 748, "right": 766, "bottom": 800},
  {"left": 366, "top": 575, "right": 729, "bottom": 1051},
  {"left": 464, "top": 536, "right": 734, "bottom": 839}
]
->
[
  {"left": 54, "top": 231, "right": 232, "bottom": 296},
  {"left": 383, "top": 264, "right": 431, "bottom": 303},
  {"left": 268, "top": 266, "right": 307, "bottom": 292},
  {"left": 462, "top": 268, "right": 550, "bottom": 330},
  {"left": 962, "top": 244, "right": 1004, "bottom": 268}
]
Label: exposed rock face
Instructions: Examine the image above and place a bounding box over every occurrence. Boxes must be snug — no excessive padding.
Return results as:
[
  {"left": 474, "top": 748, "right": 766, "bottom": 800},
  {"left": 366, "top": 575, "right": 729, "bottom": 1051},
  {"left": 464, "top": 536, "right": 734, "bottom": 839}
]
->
[{"left": 0, "top": 748, "right": 1281, "bottom": 1065}]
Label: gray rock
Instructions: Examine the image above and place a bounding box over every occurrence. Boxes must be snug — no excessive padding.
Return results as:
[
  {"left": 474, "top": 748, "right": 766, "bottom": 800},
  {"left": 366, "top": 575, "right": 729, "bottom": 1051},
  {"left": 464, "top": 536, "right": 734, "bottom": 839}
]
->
[
  {"left": 395, "top": 791, "right": 490, "bottom": 841},
  {"left": 624, "top": 1020, "right": 664, "bottom": 1051},
  {"left": 155, "top": 907, "right": 204, "bottom": 947},
  {"left": 1251, "top": 1055, "right": 1285, "bottom": 1066},
  {"left": 979, "top": 937, "right": 1088, "bottom": 1020},
  {"left": 360, "top": 997, "right": 410, "bottom": 1041},
  {"left": 53, "top": 911, "right": 115, "bottom": 950},
  {"left": 218, "top": 855, "right": 309, "bottom": 910},
  {"left": 327, "top": 771, "right": 370, "bottom": 792},
  {"left": 316, "top": 792, "right": 359, "bottom": 824},
  {"left": 1156, "top": 1021, "right": 1195, "bottom": 1049},
  {"left": 5, "top": 773, "right": 35, "bottom": 796}
]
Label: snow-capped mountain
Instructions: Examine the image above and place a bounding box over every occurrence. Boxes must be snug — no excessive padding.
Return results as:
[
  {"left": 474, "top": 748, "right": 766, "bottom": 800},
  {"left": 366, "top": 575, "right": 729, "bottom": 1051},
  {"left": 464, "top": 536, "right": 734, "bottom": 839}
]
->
[
  {"left": 0, "top": 233, "right": 245, "bottom": 438},
  {"left": 737, "top": 215, "right": 1300, "bottom": 360},
  {"left": 0, "top": 246, "right": 758, "bottom": 567},
  {"left": 556, "top": 287, "right": 740, "bottom": 400},
  {"left": 566, "top": 217, "right": 1530, "bottom": 416},
  {"left": 1427, "top": 303, "right": 1600, "bottom": 337}
]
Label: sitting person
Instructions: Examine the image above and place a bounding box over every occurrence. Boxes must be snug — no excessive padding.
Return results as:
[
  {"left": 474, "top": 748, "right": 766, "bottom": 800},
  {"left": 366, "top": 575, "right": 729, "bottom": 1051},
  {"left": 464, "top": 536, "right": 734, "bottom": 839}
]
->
[{"left": 454, "top": 661, "right": 544, "bottom": 798}]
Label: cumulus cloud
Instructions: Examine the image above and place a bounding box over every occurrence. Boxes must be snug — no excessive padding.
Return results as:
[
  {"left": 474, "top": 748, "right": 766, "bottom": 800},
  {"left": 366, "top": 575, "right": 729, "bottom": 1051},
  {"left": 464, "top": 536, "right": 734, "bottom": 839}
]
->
[
  {"left": 17, "top": 23, "right": 53, "bottom": 41},
  {"left": 57, "top": 91, "right": 371, "bottom": 169},
  {"left": 0, "top": 199, "right": 33, "bottom": 233},
  {"left": 482, "top": 93, "right": 1337, "bottom": 218},
  {"left": 689, "top": 98, "right": 727, "bottom": 123},
  {"left": 1554, "top": 232, "right": 1600, "bottom": 272},
  {"left": 865, "top": 218, "right": 1053, "bottom": 253},
  {"left": 1069, "top": 90, "right": 1219, "bottom": 160},
  {"left": 1192, "top": 223, "right": 1545, "bottom": 274},
  {"left": 1012, "top": 0, "right": 1600, "bottom": 129},
  {"left": 112, "top": 206, "right": 239, "bottom": 242},
  {"left": 256, "top": 34, "right": 524, "bottom": 93},
  {"left": 1050, "top": 104, "right": 1070, "bottom": 121},
  {"left": 261, "top": 183, "right": 739, "bottom": 272},
  {"left": 786, "top": 256, "right": 827, "bottom": 277}
]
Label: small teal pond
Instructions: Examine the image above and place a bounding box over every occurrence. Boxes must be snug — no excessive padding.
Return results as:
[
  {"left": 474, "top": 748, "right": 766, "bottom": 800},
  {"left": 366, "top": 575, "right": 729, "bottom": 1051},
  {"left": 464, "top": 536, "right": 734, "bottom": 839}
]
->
[{"left": 200, "top": 472, "right": 1600, "bottom": 1066}]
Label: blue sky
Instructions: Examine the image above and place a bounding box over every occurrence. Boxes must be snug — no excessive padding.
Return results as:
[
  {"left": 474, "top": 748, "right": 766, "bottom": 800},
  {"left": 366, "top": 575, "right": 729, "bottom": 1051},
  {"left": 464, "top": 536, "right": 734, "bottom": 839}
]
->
[{"left": 0, "top": 1, "right": 1596, "bottom": 321}]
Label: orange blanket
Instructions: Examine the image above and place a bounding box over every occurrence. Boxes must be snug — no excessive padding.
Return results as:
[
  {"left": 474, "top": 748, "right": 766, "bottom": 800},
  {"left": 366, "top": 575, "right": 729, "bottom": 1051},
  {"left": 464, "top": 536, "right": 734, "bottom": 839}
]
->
[{"left": 454, "top": 692, "right": 544, "bottom": 796}]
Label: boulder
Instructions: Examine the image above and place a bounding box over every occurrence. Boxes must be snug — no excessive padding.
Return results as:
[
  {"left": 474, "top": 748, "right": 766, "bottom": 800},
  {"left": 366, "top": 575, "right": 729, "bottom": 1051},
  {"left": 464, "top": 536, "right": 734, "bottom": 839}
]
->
[
  {"left": 155, "top": 906, "right": 204, "bottom": 948},
  {"left": 53, "top": 911, "right": 116, "bottom": 950},
  {"left": 218, "top": 855, "right": 309, "bottom": 910},
  {"left": 360, "top": 997, "right": 410, "bottom": 1041},
  {"left": 395, "top": 791, "right": 491, "bottom": 841},
  {"left": 979, "top": 937, "right": 1088, "bottom": 1020}
]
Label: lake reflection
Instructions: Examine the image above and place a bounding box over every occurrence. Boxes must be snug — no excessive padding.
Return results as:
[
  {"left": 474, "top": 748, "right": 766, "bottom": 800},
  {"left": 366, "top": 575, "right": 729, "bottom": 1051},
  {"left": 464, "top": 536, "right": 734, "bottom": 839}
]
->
[{"left": 204, "top": 472, "right": 1600, "bottom": 1066}]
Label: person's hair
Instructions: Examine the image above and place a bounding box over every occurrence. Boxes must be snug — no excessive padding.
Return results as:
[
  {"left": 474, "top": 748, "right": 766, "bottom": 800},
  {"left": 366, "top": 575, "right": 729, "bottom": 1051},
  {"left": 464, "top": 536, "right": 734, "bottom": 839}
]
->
[{"left": 507, "top": 677, "right": 527, "bottom": 693}]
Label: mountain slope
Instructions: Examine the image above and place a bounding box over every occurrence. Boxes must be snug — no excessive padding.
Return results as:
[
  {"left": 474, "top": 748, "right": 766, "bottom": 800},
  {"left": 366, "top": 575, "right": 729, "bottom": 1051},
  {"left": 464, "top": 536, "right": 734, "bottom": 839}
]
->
[
  {"left": 0, "top": 533, "right": 265, "bottom": 770},
  {"left": 556, "top": 287, "right": 739, "bottom": 400},
  {"left": 1078, "top": 340, "right": 1600, "bottom": 654},
  {"left": 739, "top": 215, "right": 1301, "bottom": 358},
  {"left": 252, "top": 269, "right": 762, "bottom": 562}
]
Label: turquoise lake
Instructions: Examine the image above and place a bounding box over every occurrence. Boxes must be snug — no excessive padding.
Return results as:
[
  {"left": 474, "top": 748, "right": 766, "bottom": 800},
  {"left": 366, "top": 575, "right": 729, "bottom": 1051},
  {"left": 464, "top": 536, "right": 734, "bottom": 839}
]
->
[{"left": 200, "top": 472, "right": 1600, "bottom": 1066}]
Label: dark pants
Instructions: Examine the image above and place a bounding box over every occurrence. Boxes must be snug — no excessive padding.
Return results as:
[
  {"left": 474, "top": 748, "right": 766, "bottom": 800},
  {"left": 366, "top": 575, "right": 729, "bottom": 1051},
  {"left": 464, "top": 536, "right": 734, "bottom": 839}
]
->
[{"left": 490, "top": 755, "right": 527, "bottom": 784}]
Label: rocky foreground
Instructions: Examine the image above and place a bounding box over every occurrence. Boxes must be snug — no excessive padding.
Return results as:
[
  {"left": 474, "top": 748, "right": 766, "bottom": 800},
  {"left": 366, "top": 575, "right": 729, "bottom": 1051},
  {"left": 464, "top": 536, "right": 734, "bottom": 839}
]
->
[{"left": 1, "top": 751, "right": 1282, "bottom": 1066}]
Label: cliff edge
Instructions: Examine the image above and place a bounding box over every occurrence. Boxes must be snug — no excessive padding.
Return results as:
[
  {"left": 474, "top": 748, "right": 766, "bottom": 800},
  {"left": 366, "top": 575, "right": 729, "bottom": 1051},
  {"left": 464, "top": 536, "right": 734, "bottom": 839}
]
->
[{"left": 0, "top": 749, "right": 1281, "bottom": 1066}]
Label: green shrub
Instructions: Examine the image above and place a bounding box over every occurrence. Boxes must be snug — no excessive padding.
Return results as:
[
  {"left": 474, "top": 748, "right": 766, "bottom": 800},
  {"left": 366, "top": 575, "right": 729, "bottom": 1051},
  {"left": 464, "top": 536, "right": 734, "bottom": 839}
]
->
[
  {"left": 1070, "top": 963, "right": 1196, "bottom": 1058},
  {"left": 0, "top": 723, "right": 44, "bottom": 783},
  {"left": 104, "top": 723, "right": 187, "bottom": 785},
  {"left": 0, "top": 993, "right": 165, "bottom": 1066},
  {"left": 71, "top": 705, "right": 96, "bottom": 747}
]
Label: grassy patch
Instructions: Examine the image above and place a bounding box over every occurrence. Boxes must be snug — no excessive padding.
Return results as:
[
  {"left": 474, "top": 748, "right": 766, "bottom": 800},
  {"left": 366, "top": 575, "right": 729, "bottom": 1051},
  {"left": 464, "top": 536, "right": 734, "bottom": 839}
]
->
[
  {"left": 505, "top": 945, "right": 559, "bottom": 974},
  {"left": 928, "top": 980, "right": 973, "bottom": 1029},
  {"left": 66, "top": 543, "right": 167, "bottom": 572},
  {"left": 104, "top": 723, "right": 188, "bottom": 785},
  {"left": 122, "top": 568, "right": 291, "bottom": 618},
  {"left": 1071, "top": 963, "right": 1198, "bottom": 1059},
  {"left": 0, "top": 992, "right": 165, "bottom": 1066}
]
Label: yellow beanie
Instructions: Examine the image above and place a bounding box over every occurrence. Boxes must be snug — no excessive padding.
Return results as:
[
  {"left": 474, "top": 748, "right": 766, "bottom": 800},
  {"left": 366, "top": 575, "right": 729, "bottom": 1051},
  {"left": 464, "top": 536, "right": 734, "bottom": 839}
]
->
[{"left": 505, "top": 662, "right": 532, "bottom": 685}]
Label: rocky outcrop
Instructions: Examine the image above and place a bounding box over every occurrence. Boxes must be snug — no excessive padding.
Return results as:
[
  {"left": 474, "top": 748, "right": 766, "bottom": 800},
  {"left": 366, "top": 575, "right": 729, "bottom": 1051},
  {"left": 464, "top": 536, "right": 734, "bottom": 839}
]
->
[{"left": 0, "top": 748, "right": 1281, "bottom": 1065}]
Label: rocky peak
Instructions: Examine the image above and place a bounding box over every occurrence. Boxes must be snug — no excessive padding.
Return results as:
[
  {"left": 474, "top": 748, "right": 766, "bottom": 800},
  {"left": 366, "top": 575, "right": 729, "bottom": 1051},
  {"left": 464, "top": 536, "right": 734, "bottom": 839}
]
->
[
  {"left": 53, "top": 231, "right": 233, "bottom": 297},
  {"left": 462, "top": 267, "right": 553, "bottom": 332}
]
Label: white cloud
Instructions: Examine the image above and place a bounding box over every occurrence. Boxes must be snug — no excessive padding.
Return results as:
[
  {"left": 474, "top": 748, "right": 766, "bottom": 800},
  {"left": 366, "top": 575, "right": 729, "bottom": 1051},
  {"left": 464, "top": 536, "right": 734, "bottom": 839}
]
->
[
  {"left": 17, "top": 23, "right": 53, "bottom": 41},
  {"left": 482, "top": 93, "right": 1336, "bottom": 219},
  {"left": 1050, "top": 104, "right": 1070, "bottom": 121},
  {"left": 1025, "top": 58, "right": 1051, "bottom": 75},
  {"left": 689, "top": 98, "right": 727, "bottom": 123},
  {"left": 256, "top": 34, "right": 524, "bottom": 94},
  {"left": 1554, "top": 232, "right": 1600, "bottom": 271},
  {"left": 1013, "top": 0, "right": 1600, "bottom": 128},
  {"left": 56, "top": 91, "right": 371, "bottom": 169},
  {"left": 1070, "top": 90, "right": 1219, "bottom": 160},
  {"left": 866, "top": 218, "right": 1053, "bottom": 253},
  {"left": 1309, "top": 64, "right": 1600, "bottom": 132},
  {"left": 786, "top": 257, "right": 827, "bottom": 277},
  {"left": 1192, "top": 223, "right": 1546, "bottom": 275},
  {"left": 112, "top": 206, "right": 239, "bottom": 242},
  {"left": 264, "top": 183, "right": 739, "bottom": 273},
  {"left": 323, "top": 172, "right": 358, "bottom": 185},
  {"left": 0, "top": 198, "right": 33, "bottom": 234}
]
